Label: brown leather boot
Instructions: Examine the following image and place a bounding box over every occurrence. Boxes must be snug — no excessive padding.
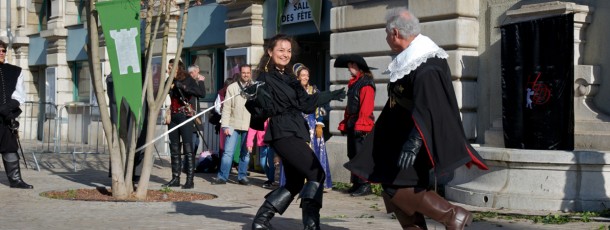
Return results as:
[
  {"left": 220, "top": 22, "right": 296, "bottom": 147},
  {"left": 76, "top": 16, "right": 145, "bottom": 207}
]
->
[
  {"left": 390, "top": 188, "right": 472, "bottom": 230},
  {"left": 382, "top": 192, "right": 427, "bottom": 229}
]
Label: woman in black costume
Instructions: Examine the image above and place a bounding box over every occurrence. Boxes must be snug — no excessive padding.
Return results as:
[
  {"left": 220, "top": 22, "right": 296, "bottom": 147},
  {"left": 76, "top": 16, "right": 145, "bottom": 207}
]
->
[
  {"left": 251, "top": 34, "right": 345, "bottom": 230},
  {"left": 164, "top": 59, "right": 205, "bottom": 189}
]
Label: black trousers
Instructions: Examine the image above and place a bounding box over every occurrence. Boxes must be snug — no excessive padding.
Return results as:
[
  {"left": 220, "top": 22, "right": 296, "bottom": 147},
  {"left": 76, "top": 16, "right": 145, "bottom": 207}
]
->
[
  {"left": 346, "top": 129, "right": 366, "bottom": 160},
  {"left": 0, "top": 124, "right": 18, "bottom": 153},
  {"left": 271, "top": 136, "right": 325, "bottom": 196},
  {"left": 168, "top": 113, "right": 194, "bottom": 148},
  {"left": 346, "top": 129, "right": 367, "bottom": 184}
]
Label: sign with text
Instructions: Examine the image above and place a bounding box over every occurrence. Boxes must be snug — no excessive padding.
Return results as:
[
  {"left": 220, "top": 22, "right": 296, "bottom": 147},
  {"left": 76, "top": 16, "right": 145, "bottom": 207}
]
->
[{"left": 281, "top": 0, "right": 313, "bottom": 25}]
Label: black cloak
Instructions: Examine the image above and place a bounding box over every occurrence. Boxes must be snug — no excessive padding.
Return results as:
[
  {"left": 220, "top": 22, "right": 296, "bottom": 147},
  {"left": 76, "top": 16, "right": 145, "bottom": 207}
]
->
[{"left": 344, "top": 57, "right": 488, "bottom": 186}]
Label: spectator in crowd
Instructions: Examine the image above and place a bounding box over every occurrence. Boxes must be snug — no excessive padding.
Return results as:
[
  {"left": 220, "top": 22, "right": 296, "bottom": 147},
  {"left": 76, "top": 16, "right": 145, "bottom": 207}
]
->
[
  {"left": 246, "top": 119, "right": 275, "bottom": 189},
  {"left": 164, "top": 59, "right": 205, "bottom": 189},
  {"left": 212, "top": 65, "right": 253, "bottom": 185},
  {"left": 187, "top": 64, "right": 206, "bottom": 156},
  {"left": 278, "top": 63, "right": 332, "bottom": 191}
]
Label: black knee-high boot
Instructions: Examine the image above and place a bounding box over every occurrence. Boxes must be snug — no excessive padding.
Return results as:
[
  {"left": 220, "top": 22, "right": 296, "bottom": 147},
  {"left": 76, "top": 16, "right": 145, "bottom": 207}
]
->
[
  {"left": 182, "top": 143, "right": 195, "bottom": 189},
  {"left": 252, "top": 187, "right": 294, "bottom": 230},
  {"left": 164, "top": 144, "right": 181, "bottom": 187},
  {"left": 2, "top": 152, "right": 33, "bottom": 189},
  {"left": 300, "top": 181, "right": 323, "bottom": 230}
]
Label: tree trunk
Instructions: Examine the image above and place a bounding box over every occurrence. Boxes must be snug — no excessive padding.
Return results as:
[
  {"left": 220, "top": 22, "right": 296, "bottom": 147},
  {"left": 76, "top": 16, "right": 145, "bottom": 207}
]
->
[
  {"left": 86, "top": 0, "right": 129, "bottom": 199},
  {"left": 135, "top": 0, "right": 190, "bottom": 199}
]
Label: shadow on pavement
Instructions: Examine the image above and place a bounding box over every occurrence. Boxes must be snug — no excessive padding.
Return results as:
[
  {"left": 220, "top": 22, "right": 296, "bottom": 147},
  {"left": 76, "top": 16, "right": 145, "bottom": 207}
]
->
[{"left": 171, "top": 201, "right": 349, "bottom": 230}]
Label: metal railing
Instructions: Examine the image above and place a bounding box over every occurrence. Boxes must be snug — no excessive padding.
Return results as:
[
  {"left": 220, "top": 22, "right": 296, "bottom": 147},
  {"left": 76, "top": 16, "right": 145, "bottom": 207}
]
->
[
  {"left": 17, "top": 101, "right": 222, "bottom": 172},
  {"left": 56, "top": 102, "right": 107, "bottom": 171}
]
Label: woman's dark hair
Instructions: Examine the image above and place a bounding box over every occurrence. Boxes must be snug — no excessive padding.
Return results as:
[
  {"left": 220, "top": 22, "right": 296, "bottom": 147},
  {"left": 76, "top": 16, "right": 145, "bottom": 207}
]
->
[
  {"left": 255, "top": 34, "right": 298, "bottom": 77},
  {"left": 169, "top": 58, "right": 188, "bottom": 81},
  {"left": 0, "top": 40, "right": 7, "bottom": 50}
]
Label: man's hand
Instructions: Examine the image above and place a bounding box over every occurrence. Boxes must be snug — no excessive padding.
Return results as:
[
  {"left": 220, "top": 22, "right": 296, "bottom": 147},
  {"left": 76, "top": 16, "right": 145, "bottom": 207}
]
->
[
  {"left": 0, "top": 99, "right": 20, "bottom": 118},
  {"left": 224, "top": 128, "right": 231, "bottom": 136},
  {"left": 397, "top": 129, "right": 423, "bottom": 170}
]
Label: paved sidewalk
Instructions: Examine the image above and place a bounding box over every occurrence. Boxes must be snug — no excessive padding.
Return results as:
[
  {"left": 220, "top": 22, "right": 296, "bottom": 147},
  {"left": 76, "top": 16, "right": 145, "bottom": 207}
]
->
[{"left": 0, "top": 152, "right": 608, "bottom": 230}]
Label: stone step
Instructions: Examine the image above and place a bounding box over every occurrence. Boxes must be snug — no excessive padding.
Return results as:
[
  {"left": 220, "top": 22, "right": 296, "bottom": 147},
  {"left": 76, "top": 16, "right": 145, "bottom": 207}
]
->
[
  {"left": 574, "top": 131, "right": 610, "bottom": 151},
  {"left": 574, "top": 120, "right": 610, "bottom": 132}
]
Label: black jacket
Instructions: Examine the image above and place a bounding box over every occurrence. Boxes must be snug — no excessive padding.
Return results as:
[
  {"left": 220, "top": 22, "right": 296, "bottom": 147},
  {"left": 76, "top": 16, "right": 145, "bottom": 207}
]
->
[
  {"left": 345, "top": 58, "right": 488, "bottom": 186},
  {"left": 255, "top": 69, "right": 318, "bottom": 143}
]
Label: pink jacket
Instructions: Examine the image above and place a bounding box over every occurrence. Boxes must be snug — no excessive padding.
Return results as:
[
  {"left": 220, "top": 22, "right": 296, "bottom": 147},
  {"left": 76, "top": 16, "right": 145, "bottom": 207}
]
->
[{"left": 247, "top": 120, "right": 268, "bottom": 148}]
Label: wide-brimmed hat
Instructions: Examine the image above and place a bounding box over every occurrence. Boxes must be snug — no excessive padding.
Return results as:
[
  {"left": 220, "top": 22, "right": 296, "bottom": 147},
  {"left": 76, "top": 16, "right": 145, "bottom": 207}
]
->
[{"left": 334, "top": 54, "right": 376, "bottom": 71}]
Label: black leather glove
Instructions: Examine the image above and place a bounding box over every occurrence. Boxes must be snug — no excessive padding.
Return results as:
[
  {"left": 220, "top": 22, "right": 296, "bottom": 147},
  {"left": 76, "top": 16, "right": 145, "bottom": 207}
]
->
[
  {"left": 354, "top": 130, "right": 369, "bottom": 138},
  {"left": 331, "top": 87, "right": 346, "bottom": 101},
  {"left": 397, "top": 129, "right": 423, "bottom": 170},
  {"left": 0, "top": 99, "right": 20, "bottom": 118},
  {"left": 317, "top": 87, "right": 347, "bottom": 106}
]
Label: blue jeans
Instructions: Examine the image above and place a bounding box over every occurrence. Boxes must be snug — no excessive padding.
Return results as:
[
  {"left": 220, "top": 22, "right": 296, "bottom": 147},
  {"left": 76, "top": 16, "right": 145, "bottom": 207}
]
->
[
  {"left": 217, "top": 130, "right": 250, "bottom": 181},
  {"left": 259, "top": 145, "right": 275, "bottom": 182}
]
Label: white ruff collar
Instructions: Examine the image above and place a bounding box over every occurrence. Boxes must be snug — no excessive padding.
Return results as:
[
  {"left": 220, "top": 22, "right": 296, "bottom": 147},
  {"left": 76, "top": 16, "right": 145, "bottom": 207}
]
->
[{"left": 386, "top": 34, "right": 448, "bottom": 82}]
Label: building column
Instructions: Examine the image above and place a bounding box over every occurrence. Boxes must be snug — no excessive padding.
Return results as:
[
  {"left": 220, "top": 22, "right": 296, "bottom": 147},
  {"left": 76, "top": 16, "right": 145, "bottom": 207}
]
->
[
  {"left": 327, "top": 0, "right": 401, "bottom": 183},
  {"left": 220, "top": 0, "right": 265, "bottom": 67},
  {"left": 40, "top": 0, "right": 71, "bottom": 140}
]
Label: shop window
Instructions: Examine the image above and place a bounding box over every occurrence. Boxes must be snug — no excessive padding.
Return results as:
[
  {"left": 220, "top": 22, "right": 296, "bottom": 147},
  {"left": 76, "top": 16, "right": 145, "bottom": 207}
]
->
[
  {"left": 71, "top": 61, "right": 92, "bottom": 103},
  {"left": 37, "top": 0, "right": 52, "bottom": 31}
]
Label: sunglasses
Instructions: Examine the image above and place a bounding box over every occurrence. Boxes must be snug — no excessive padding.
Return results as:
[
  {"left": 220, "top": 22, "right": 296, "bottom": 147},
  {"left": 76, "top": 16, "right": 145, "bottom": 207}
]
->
[{"left": 0, "top": 49, "right": 6, "bottom": 53}]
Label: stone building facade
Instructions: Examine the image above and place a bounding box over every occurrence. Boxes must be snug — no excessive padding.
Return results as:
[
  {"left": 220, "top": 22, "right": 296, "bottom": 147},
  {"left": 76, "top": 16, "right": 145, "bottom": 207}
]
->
[{"left": 1, "top": 0, "right": 609, "bottom": 211}]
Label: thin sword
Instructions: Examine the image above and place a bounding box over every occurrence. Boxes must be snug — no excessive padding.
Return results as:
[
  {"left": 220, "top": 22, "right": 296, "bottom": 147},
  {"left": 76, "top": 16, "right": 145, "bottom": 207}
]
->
[
  {"left": 134, "top": 93, "right": 238, "bottom": 153},
  {"left": 16, "top": 134, "right": 27, "bottom": 169},
  {"left": 134, "top": 81, "right": 264, "bottom": 153}
]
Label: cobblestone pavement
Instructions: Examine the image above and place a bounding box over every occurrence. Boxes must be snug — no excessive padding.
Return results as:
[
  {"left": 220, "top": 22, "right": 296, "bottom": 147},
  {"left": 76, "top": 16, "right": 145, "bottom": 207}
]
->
[{"left": 0, "top": 152, "right": 608, "bottom": 230}]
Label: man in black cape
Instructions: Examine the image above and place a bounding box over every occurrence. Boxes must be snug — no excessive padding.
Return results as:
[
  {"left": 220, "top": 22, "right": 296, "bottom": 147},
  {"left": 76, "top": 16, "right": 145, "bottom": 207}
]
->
[
  {"left": 0, "top": 40, "right": 33, "bottom": 189},
  {"left": 344, "top": 8, "right": 488, "bottom": 230}
]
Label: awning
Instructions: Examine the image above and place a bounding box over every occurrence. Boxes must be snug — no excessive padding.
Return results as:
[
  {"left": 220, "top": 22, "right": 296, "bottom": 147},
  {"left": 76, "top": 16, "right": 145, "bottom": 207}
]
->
[
  {"left": 66, "top": 25, "right": 89, "bottom": 62},
  {"left": 28, "top": 35, "right": 47, "bottom": 66},
  {"left": 183, "top": 3, "right": 227, "bottom": 48}
]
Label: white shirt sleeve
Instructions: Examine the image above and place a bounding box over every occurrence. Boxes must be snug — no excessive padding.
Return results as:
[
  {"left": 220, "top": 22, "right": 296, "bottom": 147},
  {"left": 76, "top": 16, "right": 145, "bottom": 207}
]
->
[{"left": 11, "top": 71, "right": 25, "bottom": 105}]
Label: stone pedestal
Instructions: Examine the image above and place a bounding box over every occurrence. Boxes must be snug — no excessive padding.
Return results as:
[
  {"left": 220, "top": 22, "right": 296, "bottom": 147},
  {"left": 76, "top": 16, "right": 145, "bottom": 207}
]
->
[
  {"left": 447, "top": 147, "right": 610, "bottom": 212},
  {"left": 451, "top": 2, "right": 610, "bottom": 212}
]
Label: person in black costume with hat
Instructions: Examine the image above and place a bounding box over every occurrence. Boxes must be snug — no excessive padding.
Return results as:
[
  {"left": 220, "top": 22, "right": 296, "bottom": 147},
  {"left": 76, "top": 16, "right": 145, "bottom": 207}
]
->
[
  {"left": 0, "top": 40, "right": 33, "bottom": 189},
  {"left": 250, "top": 34, "right": 346, "bottom": 230},
  {"left": 334, "top": 54, "right": 376, "bottom": 197}
]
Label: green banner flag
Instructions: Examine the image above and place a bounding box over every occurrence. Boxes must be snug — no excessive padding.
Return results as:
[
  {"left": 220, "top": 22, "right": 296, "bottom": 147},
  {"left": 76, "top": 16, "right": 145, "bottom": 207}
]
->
[
  {"left": 307, "top": 0, "right": 322, "bottom": 33},
  {"left": 277, "top": 0, "right": 287, "bottom": 33},
  {"left": 97, "top": 0, "right": 142, "bottom": 123}
]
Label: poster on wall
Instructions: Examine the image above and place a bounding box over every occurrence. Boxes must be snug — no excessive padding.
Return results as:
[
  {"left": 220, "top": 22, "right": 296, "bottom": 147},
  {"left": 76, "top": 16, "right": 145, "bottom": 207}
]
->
[
  {"left": 500, "top": 14, "right": 574, "bottom": 150},
  {"left": 225, "top": 48, "right": 249, "bottom": 81},
  {"left": 151, "top": 56, "right": 163, "bottom": 97}
]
